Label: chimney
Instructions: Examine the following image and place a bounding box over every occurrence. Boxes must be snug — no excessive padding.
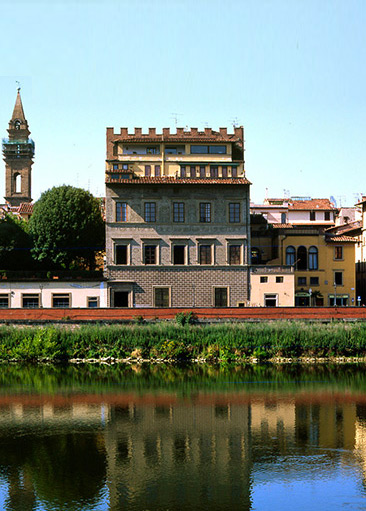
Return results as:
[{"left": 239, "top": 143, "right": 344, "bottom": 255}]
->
[
  {"left": 163, "top": 128, "right": 170, "bottom": 136},
  {"left": 234, "top": 126, "right": 244, "bottom": 140},
  {"left": 176, "top": 128, "right": 184, "bottom": 135},
  {"left": 149, "top": 128, "right": 156, "bottom": 136},
  {"left": 120, "top": 127, "right": 128, "bottom": 136},
  {"left": 219, "top": 127, "right": 227, "bottom": 136},
  {"left": 191, "top": 128, "right": 198, "bottom": 135},
  {"left": 134, "top": 127, "right": 142, "bottom": 136}
]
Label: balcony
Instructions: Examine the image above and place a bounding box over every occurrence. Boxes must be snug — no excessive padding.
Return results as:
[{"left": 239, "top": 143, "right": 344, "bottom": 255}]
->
[{"left": 2, "top": 138, "right": 35, "bottom": 158}]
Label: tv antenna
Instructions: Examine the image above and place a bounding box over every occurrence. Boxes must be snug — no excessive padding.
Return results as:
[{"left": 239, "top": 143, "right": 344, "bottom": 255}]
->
[
  {"left": 229, "top": 117, "right": 240, "bottom": 129},
  {"left": 170, "top": 113, "right": 182, "bottom": 127}
]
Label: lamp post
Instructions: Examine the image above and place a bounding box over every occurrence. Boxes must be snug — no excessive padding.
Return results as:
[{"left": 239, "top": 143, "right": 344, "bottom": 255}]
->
[{"left": 309, "top": 288, "right": 312, "bottom": 307}]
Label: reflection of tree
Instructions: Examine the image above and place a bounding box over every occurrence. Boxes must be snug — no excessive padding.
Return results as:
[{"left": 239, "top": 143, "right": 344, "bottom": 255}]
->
[
  {"left": 0, "top": 432, "right": 106, "bottom": 511},
  {"left": 29, "top": 433, "right": 106, "bottom": 510}
]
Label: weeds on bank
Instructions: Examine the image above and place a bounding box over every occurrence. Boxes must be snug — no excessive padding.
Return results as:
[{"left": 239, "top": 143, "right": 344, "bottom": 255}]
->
[{"left": 0, "top": 321, "right": 366, "bottom": 361}]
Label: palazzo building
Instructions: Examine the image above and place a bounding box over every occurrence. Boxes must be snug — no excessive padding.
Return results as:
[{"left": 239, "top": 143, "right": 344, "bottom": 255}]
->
[{"left": 104, "top": 126, "right": 250, "bottom": 307}]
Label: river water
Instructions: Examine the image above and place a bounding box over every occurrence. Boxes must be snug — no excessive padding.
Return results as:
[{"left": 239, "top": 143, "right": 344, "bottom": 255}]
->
[{"left": 1, "top": 363, "right": 366, "bottom": 510}]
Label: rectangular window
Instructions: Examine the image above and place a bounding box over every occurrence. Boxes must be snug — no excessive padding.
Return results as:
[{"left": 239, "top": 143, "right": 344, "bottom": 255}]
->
[
  {"left": 190, "top": 166, "right": 196, "bottom": 178},
  {"left": 145, "top": 165, "right": 151, "bottom": 177},
  {"left": 144, "top": 202, "right": 156, "bottom": 222},
  {"left": 154, "top": 287, "right": 170, "bottom": 307},
  {"left": 276, "top": 276, "right": 284, "bottom": 283},
  {"left": 334, "top": 272, "right": 343, "bottom": 286},
  {"left": 200, "top": 203, "right": 211, "bottom": 223},
  {"left": 116, "top": 202, "right": 127, "bottom": 222},
  {"left": 173, "top": 245, "right": 185, "bottom": 265},
  {"left": 298, "top": 277, "right": 306, "bottom": 285},
  {"left": 115, "top": 245, "right": 128, "bottom": 265},
  {"left": 122, "top": 164, "right": 128, "bottom": 170},
  {"left": 165, "top": 146, "right": 185, "bottom": 154},
  {"left": 113, "top": 164, "right": 119, "bottom": 170},
  {"left": 210, "top": 166, "right": 218, "bottom": 178},
  {"left": 310, "top": 277, "right": 319, "bottom": 286},
  {"left": 231, "top": 166, "right": 237, "bottom": 177},
  {"left": 180, "top": 165, "right": 186, "bottom": 178},
  {"left": 144, "top": 245, "right": 157, "bottom": 264},
  {"left": 22, "top": 294, "right": 39, "bottom": 309},
  {"left": 214, "top": 288, "right": 228, "bottom": 307},
  {"left": 52, "top": 294, "right": 70, "bottom": 308},
  {"left": 173, "top": 202, "right": 185, "bottom": 222},
  {"left": 260, "top": 276, "right": 268, "bottom": 283},
  {"left": 310, "top": 211, "right": 316, "bottom": 221},
  {"left": 87, "top": 297, "right": 99, "bottom": 308},
  {"left": 0, "top": 295, "right": 9, "bottom": 308},
  {"left": 325, "top": 211, "right": 331, "bottom": 221},
  {"left": 199, "top": 245, "right": 212, "bottom": 265},
  {"left": 154, "top": 165, "right": 161, "bottom": 177},
  {"left": 281, "top": 212, "right": 287, "bottom": 223},
  {"left": 334, "top": 246, "right": 343, "bottom": 260},
  {"left": 229, "top": 245, "right": 241, "bottom": 265},
  {"left": 229, "top": 203, "right": 240, "bottom": 223},
  {"left": 222, "top": 166, "right": 228, "bottom": 178},
  {"left": 200, "top": 166, "right": 206, "bottom": 178},
  {"left": 191, "top": 145, "right": 208, "bottom": 154}
]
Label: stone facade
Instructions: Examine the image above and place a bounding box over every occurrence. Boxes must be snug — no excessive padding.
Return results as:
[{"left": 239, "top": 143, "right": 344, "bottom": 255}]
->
[{"left": 105, "top": 127, "right": 250, "bottom": 308}]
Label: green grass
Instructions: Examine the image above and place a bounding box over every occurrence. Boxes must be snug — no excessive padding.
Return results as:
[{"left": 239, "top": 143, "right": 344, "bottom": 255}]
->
[{"left": 1, "top": 321, "right": 366, "bottom": 361}]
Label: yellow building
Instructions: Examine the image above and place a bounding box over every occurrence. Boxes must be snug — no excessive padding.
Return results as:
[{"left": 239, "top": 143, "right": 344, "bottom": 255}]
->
[{"left": 271, "top": 229, "right": 356, "bottom": 306}]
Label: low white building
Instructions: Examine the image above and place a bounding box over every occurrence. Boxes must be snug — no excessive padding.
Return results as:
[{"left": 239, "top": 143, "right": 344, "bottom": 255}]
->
[
  {"left": 0, "top": 280, "right": 107, "bottom": 308},
  {"left": 250, "top": 266, "right": 294, "bottom": 307}
]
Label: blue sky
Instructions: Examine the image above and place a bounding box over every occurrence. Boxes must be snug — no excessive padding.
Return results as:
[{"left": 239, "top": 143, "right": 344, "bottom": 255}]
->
[{"left": 1, "top": 0, "right": 365, "bottom": 206}]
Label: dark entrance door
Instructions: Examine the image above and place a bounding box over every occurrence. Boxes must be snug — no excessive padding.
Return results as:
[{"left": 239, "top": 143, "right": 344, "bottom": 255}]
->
[{"left": 114, "top": 291, "right": 129, "bottom": 307}]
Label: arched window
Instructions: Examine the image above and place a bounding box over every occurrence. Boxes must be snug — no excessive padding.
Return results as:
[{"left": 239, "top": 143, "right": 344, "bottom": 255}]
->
[
  {"left": 14, "top": 173, "right": 21, "bottom": 193},
  {"left": 286, "top": 246, "right": 296, "bottom": 266},
  {"left": 14, "top": 120, "right": 21, "bottom": 130},
  {"left": 309, "top": 246, "right": 318, "bottom": 270},
  {"left": 297, "top": 246, "right": 307, "bottom": 270},
  {"left": 251, "top": 247, "right": 261, "bottom": 264}
]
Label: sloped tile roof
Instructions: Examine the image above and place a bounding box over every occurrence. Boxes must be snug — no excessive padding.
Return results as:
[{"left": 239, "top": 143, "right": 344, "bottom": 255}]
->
[
  {"left": 18, "top": 202, "right": 33, "bottom": 214},
  {"left": 326, "top": 235, "right": 358, "bottom": 243},
  {"left": 289, "top": 199, "right": 335, "bottom": 210}
]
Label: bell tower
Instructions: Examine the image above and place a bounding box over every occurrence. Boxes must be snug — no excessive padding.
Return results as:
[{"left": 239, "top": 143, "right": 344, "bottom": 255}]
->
[{"left": 2, "top": 89, "right": 34, "bottom": 207}]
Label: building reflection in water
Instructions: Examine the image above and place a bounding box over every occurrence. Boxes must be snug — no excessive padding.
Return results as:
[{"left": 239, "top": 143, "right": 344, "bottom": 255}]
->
[{"left": 0, "top": 392, "right": 366, "bottom": 509}]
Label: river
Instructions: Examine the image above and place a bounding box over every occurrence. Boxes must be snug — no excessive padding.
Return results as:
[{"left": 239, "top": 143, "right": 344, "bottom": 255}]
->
[{"left": 0, "top": 363, "right": 366, "bottom": 510}]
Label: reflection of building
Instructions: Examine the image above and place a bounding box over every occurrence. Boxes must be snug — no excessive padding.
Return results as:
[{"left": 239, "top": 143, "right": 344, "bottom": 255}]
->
[{"left": 105, "top": 126, "right": 251, "bottom": 308}]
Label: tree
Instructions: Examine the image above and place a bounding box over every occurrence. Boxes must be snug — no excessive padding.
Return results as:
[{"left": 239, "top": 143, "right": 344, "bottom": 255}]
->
[
  {"left": 0, "top": 214, "right": 35, "bottom": 270},
  {"left": 29, "top": 186, "right": 105, "bottom": 270}
]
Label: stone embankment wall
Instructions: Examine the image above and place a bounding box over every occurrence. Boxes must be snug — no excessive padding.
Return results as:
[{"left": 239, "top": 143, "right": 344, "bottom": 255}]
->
[{"left": 1, "top": 307, "right": 366, "bottom": 323}]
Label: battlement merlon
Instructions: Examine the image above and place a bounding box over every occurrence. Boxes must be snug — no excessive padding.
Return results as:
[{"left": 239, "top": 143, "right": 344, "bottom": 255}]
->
[{"left": 106, "top": 126, "right": 244, "bottom": 160}]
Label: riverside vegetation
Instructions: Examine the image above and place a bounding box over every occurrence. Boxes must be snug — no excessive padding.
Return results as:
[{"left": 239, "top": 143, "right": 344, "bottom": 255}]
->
[{"left": 1, "top": 316, "right": 366, "bottom": 362}]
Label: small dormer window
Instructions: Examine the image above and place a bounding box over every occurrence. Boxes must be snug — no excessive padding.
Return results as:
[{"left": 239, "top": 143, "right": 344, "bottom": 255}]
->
[{"left": 14, "top": 120, "right": 21, "bottom": 130}]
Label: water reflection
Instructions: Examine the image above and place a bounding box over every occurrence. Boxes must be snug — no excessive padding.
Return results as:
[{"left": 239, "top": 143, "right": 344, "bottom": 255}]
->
[{"left": 0, "top": 364, "right": 365, "bottom": 509}]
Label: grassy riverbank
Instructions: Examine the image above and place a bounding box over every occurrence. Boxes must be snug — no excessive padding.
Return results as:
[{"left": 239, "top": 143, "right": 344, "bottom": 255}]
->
[{"left": 1, "top": 320, "right": 366, "bottom": 362}]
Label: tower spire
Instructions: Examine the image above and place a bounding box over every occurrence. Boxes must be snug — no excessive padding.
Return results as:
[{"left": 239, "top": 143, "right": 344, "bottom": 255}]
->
[
  {"left": 2, "top": 90, "right": 34, "bottom": 206},
  {"left": 11, "top": 89, "right": 26, "bottom": 123}
]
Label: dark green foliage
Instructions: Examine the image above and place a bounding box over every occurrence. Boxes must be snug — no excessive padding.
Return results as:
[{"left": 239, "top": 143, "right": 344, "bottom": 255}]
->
[
  {"left": 0, "top": 214, "right": 35, "bottom": 270},
  {"left": 29, "top": 185, "right": 105, "bottom": 269},
  {"left": 175, "top": 311, "right": 197, "bottom": 326}
]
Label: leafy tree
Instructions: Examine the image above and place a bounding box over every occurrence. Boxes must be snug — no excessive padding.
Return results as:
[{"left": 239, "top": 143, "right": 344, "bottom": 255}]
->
[
  {"left": 29, "top": 186, "right": 105, "bottom": 270},
  {"left": 0, "top": 214, "right": 35, "bottom": 270}
]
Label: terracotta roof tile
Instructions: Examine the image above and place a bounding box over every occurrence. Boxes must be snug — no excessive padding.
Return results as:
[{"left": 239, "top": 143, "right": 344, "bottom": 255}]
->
[
  {"left": 326, "top": 235, "right": 357, "bottom": 243},
  {"left": 289, "top": 199, "right": 335, "bottom": 210},
  {"left": 106, "top": 176, "right": 251, "bottom": 185},
  {"left": 272, "top": 223, "right": 294, "bottom": 229},
  {"left": 18, "top": 203, "right": 33, "bottom": 214}
]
